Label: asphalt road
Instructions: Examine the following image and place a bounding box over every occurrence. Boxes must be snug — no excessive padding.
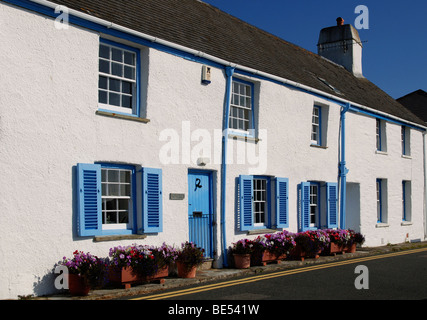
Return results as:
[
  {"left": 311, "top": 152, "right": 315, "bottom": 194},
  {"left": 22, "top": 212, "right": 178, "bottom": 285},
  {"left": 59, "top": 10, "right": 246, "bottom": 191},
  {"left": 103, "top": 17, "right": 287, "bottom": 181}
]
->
[{"left": 132, "top": 248, "right": 427, "bottom": 301}]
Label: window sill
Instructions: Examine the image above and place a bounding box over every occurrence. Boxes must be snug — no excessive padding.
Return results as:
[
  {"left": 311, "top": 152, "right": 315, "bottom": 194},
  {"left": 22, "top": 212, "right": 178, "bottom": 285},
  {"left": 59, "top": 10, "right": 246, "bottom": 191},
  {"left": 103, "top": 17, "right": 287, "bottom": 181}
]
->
[
  {"left": 247, "top": 228, "right": 279, "bottom": 235},
  {"left": 401, "top": 155, "right": 412, "bottom": 159},
  {"left": 96, "top": 110, "right": 150, "bottom": 123},
  {"left": 401, "top": 221, "right": 413, "bottom": 226},
  {"left": 375, "top": 223, "right": 389, "bottom": 228},
  {"left": 228, "top": 134, "right": 260, "bottom": 143},
  {"left": 375, "top": 150, "right": 388, "bottom": 156},
  {"left": 93, "top": 234, "right": 147, "bottom": 242},
  {"left": 310, "top": 144, "right": 328, "bottom": 149}
]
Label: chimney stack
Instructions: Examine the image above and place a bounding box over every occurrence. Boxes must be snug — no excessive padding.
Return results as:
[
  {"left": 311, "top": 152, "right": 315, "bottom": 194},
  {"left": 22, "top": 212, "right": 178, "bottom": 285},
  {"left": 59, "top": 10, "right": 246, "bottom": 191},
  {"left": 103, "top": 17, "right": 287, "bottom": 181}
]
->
[{"left": 317, "top": 18, "right": 364, "bottom": 78}]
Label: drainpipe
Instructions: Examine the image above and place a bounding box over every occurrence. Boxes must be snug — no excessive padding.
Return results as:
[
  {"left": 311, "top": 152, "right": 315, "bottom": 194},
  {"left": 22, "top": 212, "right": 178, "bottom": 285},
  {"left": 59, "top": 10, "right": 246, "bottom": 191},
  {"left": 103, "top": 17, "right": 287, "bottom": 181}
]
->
[
  {"left": 339, "top": 103, "right": 350, "bottom": 229},
  {"left": 220, "top": 66, "right": 235, "bottom": 267}
]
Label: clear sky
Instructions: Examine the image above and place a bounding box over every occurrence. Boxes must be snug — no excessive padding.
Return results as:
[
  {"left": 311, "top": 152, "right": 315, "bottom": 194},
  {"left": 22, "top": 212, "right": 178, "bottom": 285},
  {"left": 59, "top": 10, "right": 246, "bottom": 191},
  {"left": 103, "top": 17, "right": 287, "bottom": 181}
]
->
[{"left": 202, "top": 0, "right": 427, "bottom": 99}]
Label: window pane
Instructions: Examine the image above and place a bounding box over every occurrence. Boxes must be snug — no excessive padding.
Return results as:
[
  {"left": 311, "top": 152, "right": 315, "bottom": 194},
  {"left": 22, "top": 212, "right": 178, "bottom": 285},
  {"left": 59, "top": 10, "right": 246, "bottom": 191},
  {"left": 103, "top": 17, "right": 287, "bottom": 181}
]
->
[
  {"left": 111, "top": 62, "right": 123, "bottom": 77},
  {"left": 124, "top": 51, "right": 135, "bottom": 65},
  {"left": 124, "top": 66, "right": 135, "bottom": 80},
  {"left": 99, "top": 45, "right": 110, "bottom": 59},
  {"left": 99, "top": 76, "right": 108, "bottom": 89},
  {"left": 105, "top": 199, "right": 116, "bottom": 210},
  {"left": 122, "top": 95, "right": 132, "bottom": 109},
  {"left": 108, "top": 170, "right": 119, "bottom": 182},
  {"left": 109, "top": 92, "right": 121, "bottom": 106},
  {"left": 119, "top": 212, "right": 129, "bottom": 223},
  {"left": 108, "top": 184, "right": 120, "bottom": 196},
  {"left": 122, "top": 81, "right": 132, "bottom": 94},
  {"left": 99, "top": 59, "right": 109, "bottom": 74},
  {"left": 106, "top": 212, "right": 117, "bottom": 224},
  {"left": 109, "top": 78, "right": 121, "bottom": 92},
  {"left": 98, "top": 90, "right": 107, "bottom": 104},
  {"left": 111, "top": 48, "right": 123, "bottom": 62},
  {"left": 118, "top": 199, "right": 129, "bottom": 210}
]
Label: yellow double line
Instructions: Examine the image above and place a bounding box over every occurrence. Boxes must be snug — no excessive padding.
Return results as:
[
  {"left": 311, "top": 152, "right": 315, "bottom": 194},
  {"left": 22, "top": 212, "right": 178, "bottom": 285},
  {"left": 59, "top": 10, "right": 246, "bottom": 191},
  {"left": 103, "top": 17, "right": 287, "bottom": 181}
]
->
[{"left": 132, "top": 247, "right": 427, "bottom": 300}]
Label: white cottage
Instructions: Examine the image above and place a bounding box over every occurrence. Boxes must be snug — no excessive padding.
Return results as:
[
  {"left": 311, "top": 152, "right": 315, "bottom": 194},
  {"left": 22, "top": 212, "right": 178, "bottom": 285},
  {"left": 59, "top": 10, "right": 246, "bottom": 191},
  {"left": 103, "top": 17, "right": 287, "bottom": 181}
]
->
[{"left": 0, "top": 0, "right": 426, "bottom": 299}]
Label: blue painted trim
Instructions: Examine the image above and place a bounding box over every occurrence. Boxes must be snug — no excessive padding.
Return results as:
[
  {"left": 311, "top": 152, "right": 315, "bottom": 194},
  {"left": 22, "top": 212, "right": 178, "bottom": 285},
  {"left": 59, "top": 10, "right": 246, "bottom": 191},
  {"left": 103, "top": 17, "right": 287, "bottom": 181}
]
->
[
  {"left": 188, "top": 169, "right": 214, "bottom": 258},
  {"left": 220, "top": 66, "right": 235, "bottom": 267},
  {"left": 95, "top": 162, "right": 138, "bottom": 235}
]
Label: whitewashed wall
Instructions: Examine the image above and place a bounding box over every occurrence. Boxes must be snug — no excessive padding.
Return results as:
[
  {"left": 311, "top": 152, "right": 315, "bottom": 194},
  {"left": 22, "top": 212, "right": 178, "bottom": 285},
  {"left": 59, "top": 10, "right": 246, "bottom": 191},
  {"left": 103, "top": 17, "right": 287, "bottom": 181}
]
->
[{"left": 0, "top": 3, "right": 425, "bottom": 299}]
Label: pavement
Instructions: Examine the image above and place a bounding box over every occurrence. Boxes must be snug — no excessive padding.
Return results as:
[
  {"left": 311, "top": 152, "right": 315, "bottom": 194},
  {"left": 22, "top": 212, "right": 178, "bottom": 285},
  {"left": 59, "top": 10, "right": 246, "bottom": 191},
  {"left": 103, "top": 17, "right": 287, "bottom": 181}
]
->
[{"left": 35, "top": 241, "right": 427, "bottom": 300}]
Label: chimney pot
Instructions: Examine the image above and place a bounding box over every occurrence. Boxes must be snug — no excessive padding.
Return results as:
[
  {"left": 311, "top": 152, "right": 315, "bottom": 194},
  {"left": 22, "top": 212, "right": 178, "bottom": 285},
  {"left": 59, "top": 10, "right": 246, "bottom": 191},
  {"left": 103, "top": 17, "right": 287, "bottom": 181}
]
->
[{"left": 336, "top": 17, "right": 344, "bottom": 26}]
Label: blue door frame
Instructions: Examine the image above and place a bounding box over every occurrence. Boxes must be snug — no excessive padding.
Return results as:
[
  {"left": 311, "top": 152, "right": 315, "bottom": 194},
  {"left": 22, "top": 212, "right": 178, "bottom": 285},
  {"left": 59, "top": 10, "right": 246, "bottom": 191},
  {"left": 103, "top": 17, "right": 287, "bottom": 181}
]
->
[{"left": 188, "top": 170, "right": 214, "bottom": 258}]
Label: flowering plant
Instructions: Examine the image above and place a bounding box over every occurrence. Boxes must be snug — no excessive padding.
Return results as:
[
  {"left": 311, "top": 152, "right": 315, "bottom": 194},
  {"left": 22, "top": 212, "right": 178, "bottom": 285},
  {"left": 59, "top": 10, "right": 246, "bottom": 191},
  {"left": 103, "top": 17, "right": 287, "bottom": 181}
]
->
[
  {"left": 147, "top": 242, "right": 178, "bottom": 268},
  {"left": 176, "top": 242, "right": 205, "bottom": 270},
  {"left": 326, "top": 229, "right": 351, "bottom": 246},
  {"left": 229, "top": 239, "right": 254, "bottom": 255},
  {"left": 61, "top": 250, "right": 108, "bottom": 287},
  {"left": 295, "top": 230, "right": 330, "bottom": 255},
  {"left": 348, "top": 229, "right": 365, "bottom": 245},
  {"left": 264, "top": 231, "right": 296, "bottom": 256},
  {"left": 108, "top": 244, "right": 158, "bottom": 277}
]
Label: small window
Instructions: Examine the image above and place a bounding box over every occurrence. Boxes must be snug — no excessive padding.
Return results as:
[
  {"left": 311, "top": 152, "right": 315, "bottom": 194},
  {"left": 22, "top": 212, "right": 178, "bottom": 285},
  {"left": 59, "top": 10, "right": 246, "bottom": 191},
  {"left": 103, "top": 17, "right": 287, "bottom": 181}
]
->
[
  {"left": 239, "top": 175, "right": 289, "bottom": 231},
  {"left": 309, "top": 183, "right": 319, "bottom": 227},
  {"left": 376, "top": 178, "right": 388, "bottom": 223},
  {"left": 253, "top": 178, "right": 267, "bottom": 226},
  {"left": 101, "top": 167, "right": 133, "bottom": 230},
  {"left": 402, "top": 181, "right": 411, "bottom": 222},
  {"left": 376, "top": 119, "right": 387, "bottom": 152},
  {"left": 401, "top": 126, "right": 410, "bottom": 156},
  {"left": 98, "top": 39, "right": 139, "bottom": 116},
  {"left": 229, "top": 79, "right": 254, "bottom": 134},
  {"left": 311, "top": 106, "right": 321, "bottom": 146}
]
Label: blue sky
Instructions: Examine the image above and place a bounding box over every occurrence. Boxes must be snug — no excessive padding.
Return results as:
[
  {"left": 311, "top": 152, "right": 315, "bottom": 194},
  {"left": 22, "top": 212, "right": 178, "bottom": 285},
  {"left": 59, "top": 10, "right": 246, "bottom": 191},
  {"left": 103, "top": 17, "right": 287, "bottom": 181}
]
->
[{"left": 202, "top": 0, "right": 427, "bottom": 99}]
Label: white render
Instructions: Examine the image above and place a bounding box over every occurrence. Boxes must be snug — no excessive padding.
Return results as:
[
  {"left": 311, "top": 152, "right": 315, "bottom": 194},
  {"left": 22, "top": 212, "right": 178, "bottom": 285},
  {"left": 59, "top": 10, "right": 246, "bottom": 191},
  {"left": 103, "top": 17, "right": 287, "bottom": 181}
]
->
[{"left": 0, "top": 3, "right": 426, "bottom": 299}]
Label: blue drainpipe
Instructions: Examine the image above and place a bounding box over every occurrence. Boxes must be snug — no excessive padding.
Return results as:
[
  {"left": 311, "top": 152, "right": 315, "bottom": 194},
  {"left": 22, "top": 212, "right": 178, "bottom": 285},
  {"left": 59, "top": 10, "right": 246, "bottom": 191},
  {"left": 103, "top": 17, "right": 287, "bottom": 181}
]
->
[
  {"left": 339, "top": 103, "right": 350, "bottom": 229},
  {"left": 220, "top": 66, "right": 235, "bottom": 267}
]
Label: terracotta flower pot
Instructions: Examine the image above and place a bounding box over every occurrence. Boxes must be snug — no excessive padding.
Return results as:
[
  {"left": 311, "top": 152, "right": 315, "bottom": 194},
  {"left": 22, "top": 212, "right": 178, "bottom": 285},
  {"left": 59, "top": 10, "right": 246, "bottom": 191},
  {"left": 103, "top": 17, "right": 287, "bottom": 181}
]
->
[
  {"left": 345, "top": 243, "right": 357, "bottom": 253},
  {"left": 176, "top": 261, "right": 197, "bottom": 278},
  {"left": 68, "top": 274, "right": 90, "bottom": 296},
  {"left": 109, "top": 265, "right": 168, "bottom": 289},
  {"left": 326, "top": 242, "right": 345, "bottom": 256},
  {"left": 233, "top": 254, "right": 251, "bottom": 269}
]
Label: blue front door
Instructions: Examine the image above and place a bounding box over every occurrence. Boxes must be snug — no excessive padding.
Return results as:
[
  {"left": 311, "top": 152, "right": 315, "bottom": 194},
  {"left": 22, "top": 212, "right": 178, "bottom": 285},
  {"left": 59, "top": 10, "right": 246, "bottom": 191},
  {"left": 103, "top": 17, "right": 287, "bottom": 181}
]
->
[{"left": 188, "top": 170, "right": 213, "bottom": 258}]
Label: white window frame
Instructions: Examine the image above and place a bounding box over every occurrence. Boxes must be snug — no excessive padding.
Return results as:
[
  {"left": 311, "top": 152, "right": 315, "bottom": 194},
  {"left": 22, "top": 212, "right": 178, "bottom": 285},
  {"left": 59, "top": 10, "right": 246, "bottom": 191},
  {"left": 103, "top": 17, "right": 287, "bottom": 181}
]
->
[
  {"left": 98, "top": 39, "right": 139, "bottom": 116},
  {"left": 101, "top": 167, "right": 133, "bottom": 230},
  {"left": 311, "top": 106, "right": 321, "bottom": 146},
  {"left": 229, "top": 78, "right": 254, "bottom": 135},
  {"left": 253, "top": 178, "right": 267, "bottom": 227},
  {"left": 309, "top": 183, "right": 319, "bottom": 227}
]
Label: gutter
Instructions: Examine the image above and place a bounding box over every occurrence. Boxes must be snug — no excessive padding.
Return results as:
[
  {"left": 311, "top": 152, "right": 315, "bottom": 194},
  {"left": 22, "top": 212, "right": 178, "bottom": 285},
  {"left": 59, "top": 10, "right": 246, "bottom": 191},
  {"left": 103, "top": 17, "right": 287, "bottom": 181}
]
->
[
  {"left": 339, "top": 103, "right": 351, "bottom": 229},
  {"left": 220, "top": 67, "right": 235, "bottom": 267}
]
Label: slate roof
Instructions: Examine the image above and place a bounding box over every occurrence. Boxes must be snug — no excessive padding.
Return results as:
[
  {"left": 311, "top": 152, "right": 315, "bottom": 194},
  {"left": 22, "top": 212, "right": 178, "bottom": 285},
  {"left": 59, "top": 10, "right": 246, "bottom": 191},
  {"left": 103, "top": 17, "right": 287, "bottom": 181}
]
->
[
  {"left": 30, "top": 0, "right": 425, "bottom": 126},
  {"left": 397, "top": 90, "right": 427, "bottom": 123}
]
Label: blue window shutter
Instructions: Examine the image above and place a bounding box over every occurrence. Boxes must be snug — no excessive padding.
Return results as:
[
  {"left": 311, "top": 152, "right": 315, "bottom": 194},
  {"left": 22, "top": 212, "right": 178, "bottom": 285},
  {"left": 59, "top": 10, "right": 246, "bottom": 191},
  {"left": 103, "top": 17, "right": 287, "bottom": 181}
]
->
[
  {"left": 298, "top": 182, "right": 310, "bottom": 232},
  {"left": 326, "top": 182, "right": 338, "bottom": 228},
  {"left": 239, "top": 175, "right": 254, "bottom": 231},
  {"left": 142, "top": 168, "right": 163, "bottom": 233},
  {"left": 76, "top": 163, "right": 102, "bottom": 236},
  {"left": 275, "top": 177, "right": 289, "bottom": 228}
]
